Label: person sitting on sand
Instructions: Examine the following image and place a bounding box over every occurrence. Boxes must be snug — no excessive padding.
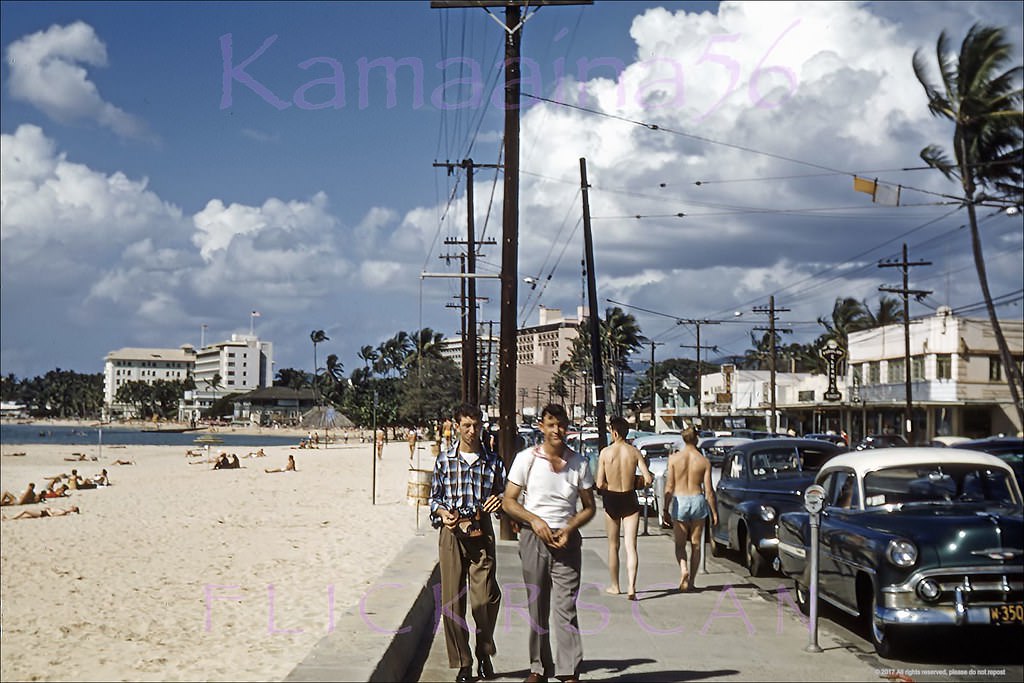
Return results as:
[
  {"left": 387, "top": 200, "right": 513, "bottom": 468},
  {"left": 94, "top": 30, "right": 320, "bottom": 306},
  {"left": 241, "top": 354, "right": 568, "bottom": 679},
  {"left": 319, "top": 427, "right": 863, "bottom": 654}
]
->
[
  {"left": 5, "top": 505, "right": 80, "bottom": 520},
  {"left": 111, "top": 459, "right": 135, "bottom": 465},
  {"left": 227, "top": 454, "right": 240, "bottom": 469},
  {"left": 265, "top": 455, "right": 296, "bottom": 473},
  {"left": 67, "top": 469, "right": 82, "bottom": 490},
  {"left": 1, "top": 483, "right": 38, "bottom": 506},
  {"left": 212, "top": 454, "right": 230, "bottom": 470}
]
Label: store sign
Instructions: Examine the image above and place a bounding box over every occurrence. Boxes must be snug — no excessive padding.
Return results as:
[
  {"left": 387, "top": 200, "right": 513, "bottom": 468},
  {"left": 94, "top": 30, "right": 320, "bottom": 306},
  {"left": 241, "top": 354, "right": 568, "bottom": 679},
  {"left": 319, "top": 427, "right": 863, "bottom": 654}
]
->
[{"left": 819, "top": 340, "right": 845, "bottom": 402}]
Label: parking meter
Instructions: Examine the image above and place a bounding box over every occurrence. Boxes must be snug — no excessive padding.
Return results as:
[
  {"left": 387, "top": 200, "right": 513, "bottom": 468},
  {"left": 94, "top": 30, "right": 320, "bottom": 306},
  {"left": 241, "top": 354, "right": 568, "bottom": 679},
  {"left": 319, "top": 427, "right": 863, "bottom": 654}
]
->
[{"left": 803, "top": 484, "right": 825, "bottom": 653}]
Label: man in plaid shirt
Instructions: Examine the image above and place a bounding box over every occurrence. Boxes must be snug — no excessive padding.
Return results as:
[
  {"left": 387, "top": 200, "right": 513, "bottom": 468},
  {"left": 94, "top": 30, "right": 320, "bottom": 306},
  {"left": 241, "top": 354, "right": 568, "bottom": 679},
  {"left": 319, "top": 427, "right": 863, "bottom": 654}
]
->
[{"left": 430, "top": 403, "right": 506, "bottom": 683}]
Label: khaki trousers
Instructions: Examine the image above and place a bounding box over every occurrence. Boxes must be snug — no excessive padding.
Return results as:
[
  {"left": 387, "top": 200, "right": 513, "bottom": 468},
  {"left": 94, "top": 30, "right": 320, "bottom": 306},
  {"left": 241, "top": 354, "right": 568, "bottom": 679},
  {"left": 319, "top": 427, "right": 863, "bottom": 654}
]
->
[{"left": 438, "top": 515, "right": 501, "bottom": 668}]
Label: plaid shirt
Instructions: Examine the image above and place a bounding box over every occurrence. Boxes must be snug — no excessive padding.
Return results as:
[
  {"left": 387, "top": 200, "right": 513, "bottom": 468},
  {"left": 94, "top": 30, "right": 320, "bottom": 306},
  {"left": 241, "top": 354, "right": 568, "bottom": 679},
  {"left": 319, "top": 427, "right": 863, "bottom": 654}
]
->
[{"left": 429, "top": 438, "right": 506, "bottom": 528}]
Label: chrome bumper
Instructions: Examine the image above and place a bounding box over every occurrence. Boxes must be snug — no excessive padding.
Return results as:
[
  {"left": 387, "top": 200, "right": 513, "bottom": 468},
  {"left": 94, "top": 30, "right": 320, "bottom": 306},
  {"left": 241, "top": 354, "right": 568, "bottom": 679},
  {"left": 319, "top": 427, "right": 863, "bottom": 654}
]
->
[{"left": 758, "top": 537, "right": 780, "bottom": 552}]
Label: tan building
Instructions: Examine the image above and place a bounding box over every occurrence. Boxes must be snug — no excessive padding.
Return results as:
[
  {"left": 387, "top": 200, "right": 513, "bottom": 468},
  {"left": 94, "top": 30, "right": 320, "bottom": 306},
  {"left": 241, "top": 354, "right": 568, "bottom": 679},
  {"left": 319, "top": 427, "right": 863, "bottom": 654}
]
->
[
  {"left": 515, "top": 306, "right": 585, "bottom": 420},
  {"left": 103, "top": 345, "right": 196, "bottom": 419}
]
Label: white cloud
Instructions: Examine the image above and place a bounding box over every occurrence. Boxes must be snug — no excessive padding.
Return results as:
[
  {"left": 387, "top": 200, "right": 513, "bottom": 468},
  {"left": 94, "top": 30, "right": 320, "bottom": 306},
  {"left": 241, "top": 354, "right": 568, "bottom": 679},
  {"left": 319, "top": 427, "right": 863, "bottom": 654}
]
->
[{"left": 5, "top": 22, "right": 151, "bottom": 140}]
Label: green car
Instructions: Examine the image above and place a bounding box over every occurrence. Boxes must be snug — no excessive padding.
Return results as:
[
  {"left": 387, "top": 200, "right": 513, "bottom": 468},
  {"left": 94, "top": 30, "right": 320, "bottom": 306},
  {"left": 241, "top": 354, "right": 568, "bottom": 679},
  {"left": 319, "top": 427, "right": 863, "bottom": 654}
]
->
[{"left": 777, "top": 448, "right": 1023, "bottom": 657}]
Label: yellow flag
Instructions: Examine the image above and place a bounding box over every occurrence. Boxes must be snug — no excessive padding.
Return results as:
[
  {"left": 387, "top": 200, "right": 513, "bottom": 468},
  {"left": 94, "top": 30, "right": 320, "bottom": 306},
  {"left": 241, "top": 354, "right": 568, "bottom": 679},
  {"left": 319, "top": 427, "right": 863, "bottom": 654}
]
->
[{"left": 853, "top": 176, "right": 876, "bottom": 194}]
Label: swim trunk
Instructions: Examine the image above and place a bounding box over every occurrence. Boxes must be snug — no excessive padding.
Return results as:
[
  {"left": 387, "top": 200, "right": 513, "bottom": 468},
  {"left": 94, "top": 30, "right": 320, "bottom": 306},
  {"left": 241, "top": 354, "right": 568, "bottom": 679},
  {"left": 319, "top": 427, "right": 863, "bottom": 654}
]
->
[
  {"left": 602, "top": 490, "right": 640, "bottom": 520},
  {"left": 670, "top": 494, "right": 710, "bottom": 522}
]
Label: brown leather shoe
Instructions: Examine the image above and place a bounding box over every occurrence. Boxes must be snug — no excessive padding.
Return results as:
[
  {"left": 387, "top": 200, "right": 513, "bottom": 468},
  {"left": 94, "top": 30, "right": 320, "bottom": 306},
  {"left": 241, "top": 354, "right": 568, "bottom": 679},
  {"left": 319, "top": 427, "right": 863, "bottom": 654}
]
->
[{"left": 524, "top": 674, "right": 547, "bottom": 683}]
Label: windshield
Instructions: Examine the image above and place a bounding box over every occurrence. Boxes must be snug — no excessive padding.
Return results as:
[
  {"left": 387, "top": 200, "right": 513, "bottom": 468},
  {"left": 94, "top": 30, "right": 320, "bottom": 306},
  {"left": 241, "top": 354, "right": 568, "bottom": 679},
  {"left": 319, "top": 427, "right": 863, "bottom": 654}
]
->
[
  {"left": 863, "top": 463, "right": 1020, "bottom": 507},
  {"left": 750, "top": 448, "right": 802, "bottom": 479}
]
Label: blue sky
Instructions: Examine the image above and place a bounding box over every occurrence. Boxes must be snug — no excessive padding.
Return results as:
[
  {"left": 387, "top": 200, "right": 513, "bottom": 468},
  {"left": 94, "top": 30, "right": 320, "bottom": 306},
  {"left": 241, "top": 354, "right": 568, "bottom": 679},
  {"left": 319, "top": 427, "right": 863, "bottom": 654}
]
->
[{"left": 2, "top": 1, "right": 1022, "bottom": 381}]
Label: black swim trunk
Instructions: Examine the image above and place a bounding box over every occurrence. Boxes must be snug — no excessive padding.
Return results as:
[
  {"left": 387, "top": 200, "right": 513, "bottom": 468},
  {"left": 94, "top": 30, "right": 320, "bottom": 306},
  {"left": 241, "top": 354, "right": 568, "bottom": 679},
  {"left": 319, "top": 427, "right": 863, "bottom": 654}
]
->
[{"left": 601, "top": 490, "right": 640, "bottom": 520}]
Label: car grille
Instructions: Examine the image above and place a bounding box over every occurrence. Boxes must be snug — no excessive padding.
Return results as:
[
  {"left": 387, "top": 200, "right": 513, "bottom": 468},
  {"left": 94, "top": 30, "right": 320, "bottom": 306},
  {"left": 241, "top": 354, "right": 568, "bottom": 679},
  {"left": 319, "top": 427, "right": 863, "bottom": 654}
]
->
[{"left": 884, "top": 565, "right": 1024, "bottom": 609}]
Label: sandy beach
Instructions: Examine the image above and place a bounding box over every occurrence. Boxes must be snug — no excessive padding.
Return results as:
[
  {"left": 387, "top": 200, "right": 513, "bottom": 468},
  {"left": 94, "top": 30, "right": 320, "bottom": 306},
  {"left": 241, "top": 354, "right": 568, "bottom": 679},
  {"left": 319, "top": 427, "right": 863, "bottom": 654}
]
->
[{"left": 0, "top": 436, "right": 435, "bottom": 681}]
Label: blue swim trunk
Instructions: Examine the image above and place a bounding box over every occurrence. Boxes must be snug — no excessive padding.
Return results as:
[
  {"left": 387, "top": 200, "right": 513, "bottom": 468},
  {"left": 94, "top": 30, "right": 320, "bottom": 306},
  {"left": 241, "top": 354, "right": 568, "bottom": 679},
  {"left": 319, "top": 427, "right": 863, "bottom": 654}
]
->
[{"left": 670, "top": 494, "right": 710, "bottom": 522}]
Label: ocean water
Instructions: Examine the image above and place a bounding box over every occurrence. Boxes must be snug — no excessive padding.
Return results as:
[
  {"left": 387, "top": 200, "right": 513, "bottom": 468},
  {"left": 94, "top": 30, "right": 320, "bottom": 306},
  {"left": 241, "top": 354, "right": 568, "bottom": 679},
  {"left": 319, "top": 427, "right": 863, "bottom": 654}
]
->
[{"left": 0, "top": 423, "right": 304, "bottom": 448}]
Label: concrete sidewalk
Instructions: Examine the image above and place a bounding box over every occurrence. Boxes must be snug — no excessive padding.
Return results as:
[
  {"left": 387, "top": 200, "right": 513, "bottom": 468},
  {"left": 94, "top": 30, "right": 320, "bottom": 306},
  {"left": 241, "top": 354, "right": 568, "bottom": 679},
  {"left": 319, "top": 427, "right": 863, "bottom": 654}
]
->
[{"left": 411, "top": 526, "right": 879, "bottom": 682}]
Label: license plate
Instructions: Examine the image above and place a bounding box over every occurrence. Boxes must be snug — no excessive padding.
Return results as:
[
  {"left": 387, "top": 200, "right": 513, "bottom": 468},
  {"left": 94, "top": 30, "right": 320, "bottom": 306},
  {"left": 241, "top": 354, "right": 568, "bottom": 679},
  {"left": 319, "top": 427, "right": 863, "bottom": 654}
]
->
[{"left": 988, "top": 604, "right": 1024, "bottom": 625}]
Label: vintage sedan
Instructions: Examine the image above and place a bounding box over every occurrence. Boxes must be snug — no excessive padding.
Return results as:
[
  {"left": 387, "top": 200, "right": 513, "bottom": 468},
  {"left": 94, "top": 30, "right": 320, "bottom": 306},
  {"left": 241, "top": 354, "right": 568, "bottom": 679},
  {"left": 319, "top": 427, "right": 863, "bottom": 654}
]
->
[
  {"left": 711, "top": 438, "right": 845, "bottom": 576},
  {"left": 776, "top": 448, "right": 1023, "bottom": 657}
]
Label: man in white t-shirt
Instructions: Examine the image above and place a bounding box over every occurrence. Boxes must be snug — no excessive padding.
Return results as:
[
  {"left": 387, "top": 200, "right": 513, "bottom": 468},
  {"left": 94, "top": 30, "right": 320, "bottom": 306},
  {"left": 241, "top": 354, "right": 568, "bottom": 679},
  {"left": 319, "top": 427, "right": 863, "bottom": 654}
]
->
[{"left": 502, "top": 404, "right": 596, "bottom": 683}]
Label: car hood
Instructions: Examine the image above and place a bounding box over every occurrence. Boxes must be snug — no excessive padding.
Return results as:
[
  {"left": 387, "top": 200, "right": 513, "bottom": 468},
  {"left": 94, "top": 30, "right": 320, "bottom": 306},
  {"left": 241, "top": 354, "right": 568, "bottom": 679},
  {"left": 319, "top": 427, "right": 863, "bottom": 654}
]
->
[{"left": 860, "top": 504, "right": 1024, "bottom": 567}]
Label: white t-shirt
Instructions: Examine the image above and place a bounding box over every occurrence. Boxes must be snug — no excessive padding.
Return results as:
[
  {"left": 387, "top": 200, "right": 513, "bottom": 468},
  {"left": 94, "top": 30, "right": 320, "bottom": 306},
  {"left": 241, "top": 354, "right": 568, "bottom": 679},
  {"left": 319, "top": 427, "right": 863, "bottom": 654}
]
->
[{"left": 507, "top": 445, "right": 594, "bottom": 529}]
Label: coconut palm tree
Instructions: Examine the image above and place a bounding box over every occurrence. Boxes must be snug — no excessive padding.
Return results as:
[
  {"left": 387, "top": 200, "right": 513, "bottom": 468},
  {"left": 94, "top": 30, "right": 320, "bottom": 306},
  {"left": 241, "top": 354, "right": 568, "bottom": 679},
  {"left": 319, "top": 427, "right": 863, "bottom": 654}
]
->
[
  {"left": 863, "top": 295, "right": 906, "bottom": 328},
  {"left": 357, "top": 345, "right": 379, "bottom": 374},
  {"left": 310, "top": 330, "right": 329, "bottom": 405},
  {"left": 913, "top": 24, "right": 1024, "bottom": 425},
  {"left": 602, "top": 306, "right": 644, "bottom": 414}
]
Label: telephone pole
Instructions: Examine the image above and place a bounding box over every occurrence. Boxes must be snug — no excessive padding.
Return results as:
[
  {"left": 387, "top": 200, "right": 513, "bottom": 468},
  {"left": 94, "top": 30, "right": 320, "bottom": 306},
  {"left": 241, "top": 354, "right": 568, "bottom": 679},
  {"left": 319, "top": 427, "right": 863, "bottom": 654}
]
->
[
  {"left": 879, "top": 243, "right": 931, "bottom": 440},
  {"left": 434, "top": 159, "right": 499, "bottom": 406},
  {"left": 580, "top": 157, "right": 608, "bottom": 449},
  {"left": 647, "top": 340, "right": 664, "bottom": 432},
  {"left": 677, "top": 319, "right": 720, "bottom": 425},
  {"left": 753, "top": 296, "right": 790, "bottom": 434}
]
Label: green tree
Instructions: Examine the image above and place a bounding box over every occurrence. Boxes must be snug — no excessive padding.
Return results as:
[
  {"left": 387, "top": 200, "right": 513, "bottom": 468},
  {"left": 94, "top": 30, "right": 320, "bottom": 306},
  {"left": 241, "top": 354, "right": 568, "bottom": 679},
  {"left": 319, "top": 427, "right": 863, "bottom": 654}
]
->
[
  {"left": 397, "top": 356, "right": 461, "bottom": 427},
  {"left": 310, "top": 330, "right": 329, "bottom": 405},
  {"left": 275, "top": 368, "right": 312, "bottom": 389},
  {"left": 913, "top": 23, "right": 1024, "bottom": 425}
]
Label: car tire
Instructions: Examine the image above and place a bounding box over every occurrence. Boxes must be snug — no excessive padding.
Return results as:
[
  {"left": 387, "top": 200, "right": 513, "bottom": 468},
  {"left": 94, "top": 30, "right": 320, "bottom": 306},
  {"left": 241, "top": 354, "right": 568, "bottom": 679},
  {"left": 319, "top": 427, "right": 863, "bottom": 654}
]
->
[
  {"left": 862, "top": 581, "right": 900, "bottom": 658},
  {"left": 745, "top": 535, "right": 768, "bottom": 577},
  {"left": 793, "top": 581, "right": 811, "bottom": 616}
]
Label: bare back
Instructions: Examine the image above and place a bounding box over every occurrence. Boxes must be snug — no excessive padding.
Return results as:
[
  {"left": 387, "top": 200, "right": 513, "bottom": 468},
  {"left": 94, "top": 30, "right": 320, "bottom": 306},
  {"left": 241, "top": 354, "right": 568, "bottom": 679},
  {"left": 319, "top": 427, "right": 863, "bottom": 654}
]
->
[
  {"left": 665, "top": 445, "right": 712, "bottom": 497},
  {"left": 596, "top": 441, "right": 648, "bottom": 493}
]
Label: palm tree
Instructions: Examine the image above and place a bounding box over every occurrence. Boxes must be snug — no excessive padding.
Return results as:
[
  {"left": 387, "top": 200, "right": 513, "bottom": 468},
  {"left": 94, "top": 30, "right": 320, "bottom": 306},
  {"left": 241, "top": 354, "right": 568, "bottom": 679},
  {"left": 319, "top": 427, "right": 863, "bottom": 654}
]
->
[
  {"left": 357, "top": 345, "right": 379, "bottom": 373},
  {"left": 602, "top": 306, "right": 644, "bottom": 414},
  {"left": 323, "top": 353, "right": 345, "bottom": 405},
  {"left": 310, "top": 330, "right": 329, "bottom": 405},
  {"left": 913, "top": 23, "right": 1024, "bottom": 426},
  {"left": 863, "top": 295, "right": 905, "bottom": 328}
]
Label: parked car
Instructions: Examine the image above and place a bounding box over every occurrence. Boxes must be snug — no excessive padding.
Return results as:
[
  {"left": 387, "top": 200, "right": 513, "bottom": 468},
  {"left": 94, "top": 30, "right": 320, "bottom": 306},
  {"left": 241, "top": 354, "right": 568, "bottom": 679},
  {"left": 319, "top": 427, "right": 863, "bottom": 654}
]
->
[
  {"left": 853, "top": 433, "right": 909, "bottom": 450},
  {"left": 930, "top": 435, "right": 972, "bottom": 447},
  {"left": 956, "top": 436, "right": 1024, "bottom": 488},
  {"left": 805, "top": 432, "right": 848, "bottom": 447},
  {"left": 776, "top": 448, "right": 1023, "bottom": 657},
  {"left": 711, "top": 438, "right": 845, "bottom": 576},
  {"left": 632, "top": 434, "right": 684, "bottom": 516},
  {"left": 699, "top": 436, "right": 753, "bottom": 467}
]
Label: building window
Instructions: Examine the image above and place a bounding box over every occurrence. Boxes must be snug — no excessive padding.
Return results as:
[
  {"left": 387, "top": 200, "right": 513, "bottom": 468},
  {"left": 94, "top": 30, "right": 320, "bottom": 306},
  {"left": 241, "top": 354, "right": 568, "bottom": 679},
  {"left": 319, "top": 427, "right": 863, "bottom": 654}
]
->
[
  {"left": 868, "top": 362, "right": 880, "bottom": 384},
  {"left": 989, "top": 356, "right": 1002, "bottom": 382},
  {"left": 936, "top": 354, "right": 952, "bottom": 380},
  {"left": 798, "top": 390, "right": 815, "bottom": 402},
  {"left": 888, "top": 358, "right": 905, "bottom": 383},
  {"left": 911, "top": 356, "right": 924, "bottom": 381}
]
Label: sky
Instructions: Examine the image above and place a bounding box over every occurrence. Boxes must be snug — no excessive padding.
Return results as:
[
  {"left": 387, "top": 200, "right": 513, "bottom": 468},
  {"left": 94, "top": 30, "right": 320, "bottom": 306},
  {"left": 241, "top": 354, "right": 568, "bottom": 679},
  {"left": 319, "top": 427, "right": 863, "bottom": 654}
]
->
[{"left": 2, "top": 0, "right": 1023, "bottom": 382}]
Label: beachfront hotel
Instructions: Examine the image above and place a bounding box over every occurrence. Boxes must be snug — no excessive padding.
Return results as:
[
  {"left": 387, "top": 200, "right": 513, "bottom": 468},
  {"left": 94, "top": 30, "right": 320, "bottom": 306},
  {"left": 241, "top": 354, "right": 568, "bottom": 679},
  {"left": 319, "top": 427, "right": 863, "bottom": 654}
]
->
[{"left": 102, "top": 335, "right": 273, "bottom": 421}]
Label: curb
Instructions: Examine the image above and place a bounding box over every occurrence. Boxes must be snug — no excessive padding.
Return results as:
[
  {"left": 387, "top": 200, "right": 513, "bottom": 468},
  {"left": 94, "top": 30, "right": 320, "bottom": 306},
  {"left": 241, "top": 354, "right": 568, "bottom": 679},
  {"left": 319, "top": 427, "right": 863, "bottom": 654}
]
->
[{"left": 284, "top": 533, "right": 440, "bottom": 682}]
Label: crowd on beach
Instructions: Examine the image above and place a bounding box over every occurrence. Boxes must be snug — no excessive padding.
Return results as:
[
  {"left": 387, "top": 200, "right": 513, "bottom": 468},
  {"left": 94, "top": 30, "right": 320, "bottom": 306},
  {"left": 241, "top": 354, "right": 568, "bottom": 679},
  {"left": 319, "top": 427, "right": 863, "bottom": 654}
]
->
[{"left": 1, "top": 461, "right": 119, "bottom": 520}]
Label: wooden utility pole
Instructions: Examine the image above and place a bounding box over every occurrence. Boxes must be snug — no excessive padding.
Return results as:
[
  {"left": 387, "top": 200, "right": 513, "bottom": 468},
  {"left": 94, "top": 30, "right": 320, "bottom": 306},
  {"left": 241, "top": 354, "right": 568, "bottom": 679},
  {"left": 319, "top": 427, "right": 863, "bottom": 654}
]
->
[
  {"left": 434, "top": 159, "right": 498, "bottom": 406},
  {"left": 432, "top": 0, "right": 593, "bottom": 541},
  {"left": 879, "top": 243, "right": 931, "bottom": 440},
  {"left": 648, "top": 340, "right": 664, "bottom": 432},
  {"left": 580, "top": 157, "right": 608, "bottom": 450},
  {"left": 678, "top": 319, "right": 720, "bottom": 425},
  {"left": 753, "top": 296, "right": 790, "bottom": 434}
]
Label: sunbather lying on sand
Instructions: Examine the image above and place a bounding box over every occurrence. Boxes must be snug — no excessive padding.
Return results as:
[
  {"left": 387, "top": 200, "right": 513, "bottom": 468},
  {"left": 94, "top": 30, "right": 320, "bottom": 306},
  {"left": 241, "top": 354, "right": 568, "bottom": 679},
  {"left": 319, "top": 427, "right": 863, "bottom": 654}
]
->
[{"left": 4, "top": 506, "right": 80, "bottom": 520}]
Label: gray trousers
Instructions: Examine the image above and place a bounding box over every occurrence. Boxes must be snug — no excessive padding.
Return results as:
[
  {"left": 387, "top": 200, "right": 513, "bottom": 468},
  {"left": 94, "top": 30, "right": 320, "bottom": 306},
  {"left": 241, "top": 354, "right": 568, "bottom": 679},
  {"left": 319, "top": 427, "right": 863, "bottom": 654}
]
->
[
  {"left": 438, "top": 516, "right": 501, "bottom": 668},
  {"left": 518, "top": 528, "right": 583, "bottom": 678}
]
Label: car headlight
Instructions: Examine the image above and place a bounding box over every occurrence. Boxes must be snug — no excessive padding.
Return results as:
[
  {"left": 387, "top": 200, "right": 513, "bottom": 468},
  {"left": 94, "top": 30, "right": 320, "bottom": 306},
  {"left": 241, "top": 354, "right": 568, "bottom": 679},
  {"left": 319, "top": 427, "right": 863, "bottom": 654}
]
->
[
  {"left": 758, "top": 505, "right": 777, "bottom": 522},
  {"left": 886, "top": 539, "right": 918, "bottom": 567}
]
